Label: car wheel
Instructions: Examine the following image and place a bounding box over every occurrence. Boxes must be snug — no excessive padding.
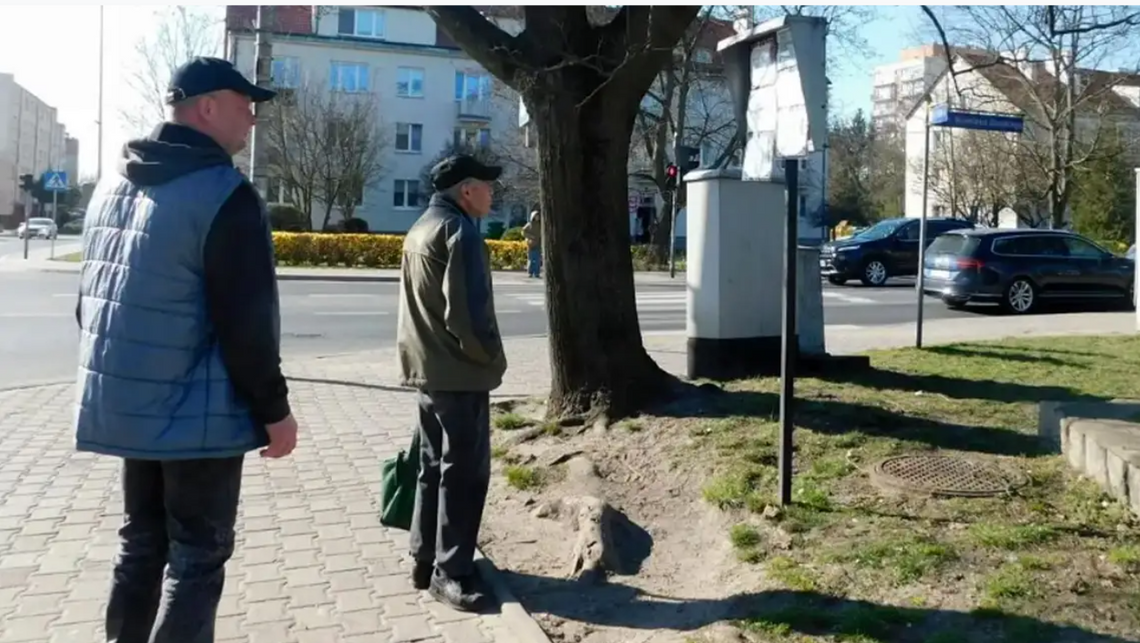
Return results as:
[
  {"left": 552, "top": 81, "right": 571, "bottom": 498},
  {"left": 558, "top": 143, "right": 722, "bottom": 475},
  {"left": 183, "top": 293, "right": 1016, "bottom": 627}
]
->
[
  {"left": 827, "top": 275, "right": 847, "bottom": 286},
  {"left": 860, "top": 259, "right": 889, "bottom": 287},
  {"left": 1002, "top": 278, "right": 1037, "bottom": 315}
]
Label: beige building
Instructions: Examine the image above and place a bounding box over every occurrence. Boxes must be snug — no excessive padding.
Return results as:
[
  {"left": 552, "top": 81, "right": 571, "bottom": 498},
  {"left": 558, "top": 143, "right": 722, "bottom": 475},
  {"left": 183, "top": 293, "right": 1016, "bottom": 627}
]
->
[
  {"left": 0, "top": 73, "right": 68, "bottom": 223},
  {"left": 225, "top": 5, "right": 530, "bottom": 233},
  {"left": 902, "top": 51, "right": 1140, "bottom": 225},
  {"left": 64, "top": 137, "right": 80, "bottom": 187}
]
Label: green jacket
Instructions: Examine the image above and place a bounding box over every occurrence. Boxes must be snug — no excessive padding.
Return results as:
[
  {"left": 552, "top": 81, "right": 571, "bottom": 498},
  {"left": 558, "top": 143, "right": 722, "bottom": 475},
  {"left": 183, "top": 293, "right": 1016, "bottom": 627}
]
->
[{"left": 397, "top": 194, "right": 507, "bottom": 391}]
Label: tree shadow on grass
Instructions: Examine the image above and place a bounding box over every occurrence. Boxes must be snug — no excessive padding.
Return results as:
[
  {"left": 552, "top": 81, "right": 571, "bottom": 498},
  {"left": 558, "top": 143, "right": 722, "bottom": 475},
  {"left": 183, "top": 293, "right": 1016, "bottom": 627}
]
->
[
  {"left": 496, "top": 573, "right": 1135, "bottom": 643},
  {"left": 655, "top": 387, "right": 1049, "bottom": 457},
  {"left": 923, "top": 345, "right": 1085, "bottom": 368},
  {"left": 812, "top": 366, "right": 1099, "bottom": 406}
]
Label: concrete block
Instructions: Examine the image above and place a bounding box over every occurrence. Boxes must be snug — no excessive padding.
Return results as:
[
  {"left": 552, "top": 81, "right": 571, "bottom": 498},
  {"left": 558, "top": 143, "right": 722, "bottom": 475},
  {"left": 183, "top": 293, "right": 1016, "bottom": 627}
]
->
[{"left": 1040, "top": 400, "right": 1140, "bottom": 519}]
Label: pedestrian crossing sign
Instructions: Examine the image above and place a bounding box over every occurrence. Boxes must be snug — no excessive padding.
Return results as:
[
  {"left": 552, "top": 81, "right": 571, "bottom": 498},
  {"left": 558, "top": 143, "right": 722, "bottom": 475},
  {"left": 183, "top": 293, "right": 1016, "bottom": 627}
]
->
[{"left": 43, "top": 171, "right": 68, "bottom": 192}]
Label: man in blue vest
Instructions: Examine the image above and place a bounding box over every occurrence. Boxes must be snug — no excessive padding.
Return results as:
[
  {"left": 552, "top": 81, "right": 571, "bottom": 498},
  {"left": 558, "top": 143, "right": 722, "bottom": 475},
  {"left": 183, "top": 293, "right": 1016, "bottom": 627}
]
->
[{"left": 75, "top": 57, "right": 298, "bottom": 642}]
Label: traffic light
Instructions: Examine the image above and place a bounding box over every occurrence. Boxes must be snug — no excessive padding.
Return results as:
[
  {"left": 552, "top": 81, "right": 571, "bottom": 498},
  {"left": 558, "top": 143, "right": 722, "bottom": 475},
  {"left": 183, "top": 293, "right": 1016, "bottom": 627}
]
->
[
  {"left": 18, "top": 174, "right": 35, "bottom": 193},
  {"left": 664, "top": 163, "right": 679, "bottom": 191}
]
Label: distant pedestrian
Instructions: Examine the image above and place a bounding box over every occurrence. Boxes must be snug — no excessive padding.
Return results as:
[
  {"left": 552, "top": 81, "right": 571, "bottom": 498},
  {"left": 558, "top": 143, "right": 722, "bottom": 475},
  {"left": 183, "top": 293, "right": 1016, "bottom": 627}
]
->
[
  {"left": 74, "top": 57, "right": 298, "bottom": 642},
  {"left": 522, "top": 210, "right": 542, "bottom": 278},
  {"left": 397, "top": 154, "right": 506, "bottom": 612}
]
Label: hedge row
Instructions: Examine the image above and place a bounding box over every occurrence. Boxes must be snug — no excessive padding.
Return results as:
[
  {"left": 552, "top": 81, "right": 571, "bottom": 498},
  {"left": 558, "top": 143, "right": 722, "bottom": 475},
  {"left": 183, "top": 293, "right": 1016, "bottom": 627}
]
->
[{"left": 272, "top": 232, "right": 529, "bottom": 270}]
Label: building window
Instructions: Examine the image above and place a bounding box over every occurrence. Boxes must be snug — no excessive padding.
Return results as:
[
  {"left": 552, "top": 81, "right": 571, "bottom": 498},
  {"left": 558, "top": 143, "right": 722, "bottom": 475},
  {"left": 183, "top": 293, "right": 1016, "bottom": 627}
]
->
[
  {"left": 330, "top": 62, "right": 369, "bottom": 93},
  {"left": 394, "top": 179, "right": 421, "bottom": 209},
  {"left": 397, "top": 67, "right": 425, "bottom": 98},
  {"left": 453, "top": 127, "right": 491, "bottom": 149},
  {"left": 270, "top": 57, "right": 300, "bottom": 88},
  {"left": 338, "top": 7, "right": 384, "bottom": 38},
  {"left": 455, "top": 71, "right": 492, "bottom": 102},
  {"left": 395, "top": 123, "right": 423, "bottom": 153}
]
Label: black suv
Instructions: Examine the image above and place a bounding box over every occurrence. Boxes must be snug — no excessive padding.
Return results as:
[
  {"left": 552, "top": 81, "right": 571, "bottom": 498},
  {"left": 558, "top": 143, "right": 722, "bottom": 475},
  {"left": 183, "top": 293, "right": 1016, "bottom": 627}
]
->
[
  {"left": 821, "top": 217, "right": 976, "bottom": 286},
  {"left": 922, "top": 228, "right": 1134, "bottom": 314}
]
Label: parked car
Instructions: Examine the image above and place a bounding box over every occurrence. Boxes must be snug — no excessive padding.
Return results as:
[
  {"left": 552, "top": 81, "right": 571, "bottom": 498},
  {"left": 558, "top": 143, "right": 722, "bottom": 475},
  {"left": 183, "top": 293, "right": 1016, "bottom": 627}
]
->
[
  {"left": 16, "top": 217, "right": 58, "bottom": 240},
  {"left": 921, "top": 228, "right": 1134, "bottom": 314},
  {"left": 820, "top": 217, "right": 976, "bottom": 286}
]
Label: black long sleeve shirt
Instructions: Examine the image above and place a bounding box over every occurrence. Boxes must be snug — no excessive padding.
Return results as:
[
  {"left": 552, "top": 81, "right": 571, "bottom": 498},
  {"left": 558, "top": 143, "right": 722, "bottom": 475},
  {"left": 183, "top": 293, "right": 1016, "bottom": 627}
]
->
[{"left": 202, "top": 183, "right": 291, "bottom": 425}]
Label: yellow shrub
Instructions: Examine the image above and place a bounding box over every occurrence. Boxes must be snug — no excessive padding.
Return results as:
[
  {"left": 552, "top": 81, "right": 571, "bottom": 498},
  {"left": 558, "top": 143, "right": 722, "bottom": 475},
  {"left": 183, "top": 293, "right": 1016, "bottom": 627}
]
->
[{"left": 271, "top": 232, "right": 528, "bottom": 270}]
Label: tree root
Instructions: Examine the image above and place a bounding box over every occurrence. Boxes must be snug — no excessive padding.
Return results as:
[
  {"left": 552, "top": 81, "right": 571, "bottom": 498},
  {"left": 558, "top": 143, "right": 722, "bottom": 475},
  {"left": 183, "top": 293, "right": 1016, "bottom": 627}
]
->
[{"left": 564, "top": 496, "right": 624, "bottom": 584}]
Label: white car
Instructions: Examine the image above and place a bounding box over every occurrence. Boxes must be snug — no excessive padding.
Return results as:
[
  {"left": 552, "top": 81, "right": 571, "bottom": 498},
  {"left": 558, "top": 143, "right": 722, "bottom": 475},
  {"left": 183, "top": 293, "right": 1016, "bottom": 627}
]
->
[{"left": 17, "top": 217, "right": 58, "bottom": 240}]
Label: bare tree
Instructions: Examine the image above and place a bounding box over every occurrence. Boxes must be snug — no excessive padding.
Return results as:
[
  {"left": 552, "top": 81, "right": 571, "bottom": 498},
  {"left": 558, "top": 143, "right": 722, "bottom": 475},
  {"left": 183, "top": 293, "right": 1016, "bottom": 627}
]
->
[
  {"left": 918, "top": 5, "right": 1140, "bottom": 228},
  {"left": 262, "top": 84, "right": 389, "bottom": 231},
  {"left": 918, "top": 129, "right": 1025, "bottom": 226},
  {"left": 122, "top": 6, "right": 222, "bottom": 135},
  {"left": 631, "top": 8, "right": 738, "bottom": 259},
  {"left": 428, "top": 6, "right": 701, "bottom": 419}
]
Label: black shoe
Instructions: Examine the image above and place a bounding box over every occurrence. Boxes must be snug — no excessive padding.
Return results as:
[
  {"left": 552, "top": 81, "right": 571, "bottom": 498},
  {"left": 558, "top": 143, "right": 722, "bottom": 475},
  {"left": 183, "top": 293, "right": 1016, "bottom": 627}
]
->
[
  {"left": 412, "top": 560, "right": 434, "bottom": 590},
  {"left": 428, "top": 572, "right": 492, "bottom": 612}
]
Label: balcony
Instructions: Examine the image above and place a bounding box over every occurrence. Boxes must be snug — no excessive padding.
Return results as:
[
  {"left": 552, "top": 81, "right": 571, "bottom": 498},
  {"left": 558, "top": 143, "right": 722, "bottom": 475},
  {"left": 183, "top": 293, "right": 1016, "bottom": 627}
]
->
[{"left": 456, "top": 98, "right": 493, "bottom": 122}]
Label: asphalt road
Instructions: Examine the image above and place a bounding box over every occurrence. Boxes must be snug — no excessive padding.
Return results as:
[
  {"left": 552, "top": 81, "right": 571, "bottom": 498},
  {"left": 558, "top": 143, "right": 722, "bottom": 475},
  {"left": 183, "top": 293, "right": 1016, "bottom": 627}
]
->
[{"left": 0, "top": 270, "right": 989, "bottom": 389}]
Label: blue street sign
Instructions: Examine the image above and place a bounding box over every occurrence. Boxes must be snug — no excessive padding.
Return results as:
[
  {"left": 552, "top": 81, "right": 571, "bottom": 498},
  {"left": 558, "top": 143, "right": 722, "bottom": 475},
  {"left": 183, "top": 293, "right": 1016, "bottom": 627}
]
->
[
  {"left": 43, "top": 171, "right": 68, "bottom": 192},
  {"left": 930, "top": 104, "right": 1024, "bottom": 133}
]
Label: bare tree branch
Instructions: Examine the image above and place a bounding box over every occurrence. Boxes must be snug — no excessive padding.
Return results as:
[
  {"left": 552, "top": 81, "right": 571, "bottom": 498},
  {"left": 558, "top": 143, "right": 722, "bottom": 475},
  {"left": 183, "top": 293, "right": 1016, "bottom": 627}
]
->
[{"left": 121, "top": 6, "right": 221, "bottom": 135}]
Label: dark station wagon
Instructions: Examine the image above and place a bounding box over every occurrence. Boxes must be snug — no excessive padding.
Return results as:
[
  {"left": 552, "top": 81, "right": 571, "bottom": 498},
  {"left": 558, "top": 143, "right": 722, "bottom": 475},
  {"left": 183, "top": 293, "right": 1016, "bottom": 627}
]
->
[{"left": 921, "top": 228, "right": 1135, "bottom": 314}]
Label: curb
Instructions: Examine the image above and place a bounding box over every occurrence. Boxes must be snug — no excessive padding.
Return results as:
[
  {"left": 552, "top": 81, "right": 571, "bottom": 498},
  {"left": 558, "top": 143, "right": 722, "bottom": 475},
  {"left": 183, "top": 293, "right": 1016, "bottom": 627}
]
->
[
  {"left": 475, "top": 549, "right": 553, "bottom": 643},
  {"left": 0, "top": 378, "right": 71, "bottom": 393}
]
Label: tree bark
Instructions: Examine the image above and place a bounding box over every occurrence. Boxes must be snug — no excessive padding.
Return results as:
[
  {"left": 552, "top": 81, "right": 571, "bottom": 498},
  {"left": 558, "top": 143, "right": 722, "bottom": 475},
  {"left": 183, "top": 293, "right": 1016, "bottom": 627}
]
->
[{"left": 528, "top": 81, "right": 675, "bottom": 419}]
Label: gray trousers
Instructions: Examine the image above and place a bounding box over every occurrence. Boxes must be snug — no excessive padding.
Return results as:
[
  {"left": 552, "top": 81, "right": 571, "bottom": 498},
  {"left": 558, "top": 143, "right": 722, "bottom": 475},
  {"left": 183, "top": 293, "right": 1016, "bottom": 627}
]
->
[{"left": 409, "top": 390, "right": 492, "bottom": 580}]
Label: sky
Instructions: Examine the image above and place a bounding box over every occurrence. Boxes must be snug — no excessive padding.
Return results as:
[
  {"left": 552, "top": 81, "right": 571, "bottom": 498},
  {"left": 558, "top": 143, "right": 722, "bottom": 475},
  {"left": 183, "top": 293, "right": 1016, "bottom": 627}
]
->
[{"left": 0, "top": 4, "right": 926, "bottom": 182}]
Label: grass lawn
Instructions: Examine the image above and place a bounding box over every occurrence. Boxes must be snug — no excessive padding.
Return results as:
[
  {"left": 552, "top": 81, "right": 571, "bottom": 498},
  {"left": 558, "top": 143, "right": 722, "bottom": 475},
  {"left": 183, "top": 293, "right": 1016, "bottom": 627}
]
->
[
  {"left": 677, "top": 335, "right": 1140, "bottom": 641},
  {"left": 52, "top": 251, "right": 81, "bottom": 262}
]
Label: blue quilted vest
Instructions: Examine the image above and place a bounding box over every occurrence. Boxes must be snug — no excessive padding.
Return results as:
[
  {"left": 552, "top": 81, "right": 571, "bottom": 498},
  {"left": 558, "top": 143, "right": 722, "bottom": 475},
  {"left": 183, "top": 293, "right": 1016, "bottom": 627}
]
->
[{"left": 74, "top": 165, "right": 278, "bottom": 460}]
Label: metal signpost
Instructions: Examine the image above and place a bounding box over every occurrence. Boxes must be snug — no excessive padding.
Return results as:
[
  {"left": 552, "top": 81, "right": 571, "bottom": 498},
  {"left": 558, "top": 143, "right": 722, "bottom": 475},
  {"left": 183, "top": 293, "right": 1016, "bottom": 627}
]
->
[
  {"left": 916, "top": 105, "right": 1024, "bottom": 348},
  {"left": 668, "top": 143, "right": 701, "bottom": 279},
  {"left": 43, "top": 171, "right": 68, "bottom": 260}
]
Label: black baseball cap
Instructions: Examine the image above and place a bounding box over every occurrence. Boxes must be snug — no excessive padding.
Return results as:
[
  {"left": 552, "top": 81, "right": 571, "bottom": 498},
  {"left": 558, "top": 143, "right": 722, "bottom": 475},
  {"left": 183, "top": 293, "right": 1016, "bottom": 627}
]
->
[
  {"left": 165, "top": 57, "right": 277, "bottom": 105},
  {"left": 430, "top": 155, "right": 503, "bottom": 191}
]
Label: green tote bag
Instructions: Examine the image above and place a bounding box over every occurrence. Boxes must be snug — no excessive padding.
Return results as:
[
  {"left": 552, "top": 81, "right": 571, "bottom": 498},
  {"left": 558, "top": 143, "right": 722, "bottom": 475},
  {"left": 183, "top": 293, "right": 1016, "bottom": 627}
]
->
[{"left": 379, "top": 430, "right": 421, "bottom": 530}]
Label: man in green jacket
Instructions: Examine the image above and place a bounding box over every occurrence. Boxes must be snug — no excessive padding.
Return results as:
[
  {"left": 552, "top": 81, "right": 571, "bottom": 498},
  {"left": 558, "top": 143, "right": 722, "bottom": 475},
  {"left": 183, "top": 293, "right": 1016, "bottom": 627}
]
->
[{"left": 397, "top": 154, "right": 507, "bottom": 612}]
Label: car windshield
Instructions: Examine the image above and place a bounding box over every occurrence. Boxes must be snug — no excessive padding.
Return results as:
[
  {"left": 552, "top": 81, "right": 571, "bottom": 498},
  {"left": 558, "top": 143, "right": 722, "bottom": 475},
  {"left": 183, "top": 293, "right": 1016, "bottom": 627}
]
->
[
  {"left": 852, "top": 220, "right": 903, "bottom": 241},
  {"left": 28, "top": 218, "right": 53, "bottom": 225}
]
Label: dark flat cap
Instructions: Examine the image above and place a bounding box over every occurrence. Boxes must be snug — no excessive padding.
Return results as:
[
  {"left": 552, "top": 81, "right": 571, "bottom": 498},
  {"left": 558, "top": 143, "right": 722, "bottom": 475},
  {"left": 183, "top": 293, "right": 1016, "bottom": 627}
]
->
[
  {"left": 165, "top": 57, "right": 277, "bottom": 105},
  {"left": 430, "top": 154, "right": 502, "bottom": 191}
]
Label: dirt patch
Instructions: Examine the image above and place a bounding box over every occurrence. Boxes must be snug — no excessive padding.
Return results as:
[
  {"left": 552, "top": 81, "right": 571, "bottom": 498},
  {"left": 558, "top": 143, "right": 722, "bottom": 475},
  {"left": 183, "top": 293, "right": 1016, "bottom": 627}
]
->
[{"left": 479, "top": 336, "right": 1140, "bottom": 643}]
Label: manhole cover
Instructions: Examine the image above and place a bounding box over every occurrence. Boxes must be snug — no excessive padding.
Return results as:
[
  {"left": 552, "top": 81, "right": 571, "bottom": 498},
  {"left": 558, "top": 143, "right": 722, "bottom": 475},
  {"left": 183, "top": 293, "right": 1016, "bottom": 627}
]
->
[{"left": 870, "top": 454, "right": 1027, "bottom": 498}]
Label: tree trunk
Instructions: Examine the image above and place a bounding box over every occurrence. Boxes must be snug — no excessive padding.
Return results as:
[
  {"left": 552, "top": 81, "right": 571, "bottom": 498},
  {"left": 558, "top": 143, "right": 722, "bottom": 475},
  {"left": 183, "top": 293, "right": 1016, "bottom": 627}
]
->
[{"left": 528, "top": 84, "right": 676, "bottom": 420}]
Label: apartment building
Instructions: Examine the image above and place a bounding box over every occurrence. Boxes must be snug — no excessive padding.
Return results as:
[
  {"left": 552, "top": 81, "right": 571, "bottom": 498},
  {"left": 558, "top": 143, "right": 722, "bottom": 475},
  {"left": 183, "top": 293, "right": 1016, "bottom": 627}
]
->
[
  {"left": 871, "top": 45, "right": 953, "bottom": 135},
  {"left": 225, "top": 5, "right": 529, "bottom": 233},
  {"left": 901, "top": 51, "right": 1140, "bottom": 224},
  {"left": 64, "top": 137, "right": 80, "bottom": 186},
  {"left": 0, "top": 73, "right": 69, "bottom": 224}
]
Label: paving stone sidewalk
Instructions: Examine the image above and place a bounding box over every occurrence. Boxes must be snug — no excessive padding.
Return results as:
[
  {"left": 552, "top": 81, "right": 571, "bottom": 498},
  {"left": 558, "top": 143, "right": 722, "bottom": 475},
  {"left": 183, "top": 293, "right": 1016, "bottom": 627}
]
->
[{"left": 0, "top": 342, "right": 558, "bottom": 643}]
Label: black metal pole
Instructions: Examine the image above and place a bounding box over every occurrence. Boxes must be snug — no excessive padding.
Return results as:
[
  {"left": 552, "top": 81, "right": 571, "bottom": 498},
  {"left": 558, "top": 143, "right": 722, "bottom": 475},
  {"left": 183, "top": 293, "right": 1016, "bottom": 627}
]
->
[{"left": 779, "top": 157, "right": 799, "bottom": 506}]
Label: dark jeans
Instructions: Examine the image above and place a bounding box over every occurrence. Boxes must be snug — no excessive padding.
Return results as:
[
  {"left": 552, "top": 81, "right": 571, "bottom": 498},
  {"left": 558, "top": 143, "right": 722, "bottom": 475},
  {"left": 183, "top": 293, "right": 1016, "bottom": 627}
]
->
[
  {"left": 409, "top": 390, "right": 492, "bottom": 580},
  {"left": 105, "top": 456, "right": 244, "bottom": 643}
]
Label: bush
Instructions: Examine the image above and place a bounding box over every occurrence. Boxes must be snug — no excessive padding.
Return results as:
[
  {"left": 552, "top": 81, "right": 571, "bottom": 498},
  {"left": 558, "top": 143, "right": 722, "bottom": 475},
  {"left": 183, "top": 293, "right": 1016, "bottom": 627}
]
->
[
  {"left": 272, "top": 232, "right": 528, "bottom": 270},
  {"left": 342, "top": 217, "right": 369, "bottom": 233},
  {"left": 502, "top": 226, "right": 524, "bottom": 241},
  {"left": 268, "top": 205, "right": 309, "bottom": 232}
]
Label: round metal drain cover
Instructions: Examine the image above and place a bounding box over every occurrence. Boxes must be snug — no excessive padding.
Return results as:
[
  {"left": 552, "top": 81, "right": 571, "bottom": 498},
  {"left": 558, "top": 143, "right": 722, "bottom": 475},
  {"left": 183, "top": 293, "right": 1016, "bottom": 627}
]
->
[{"left": 871, "top": 454, "right": 1027, "bottom": 498}]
